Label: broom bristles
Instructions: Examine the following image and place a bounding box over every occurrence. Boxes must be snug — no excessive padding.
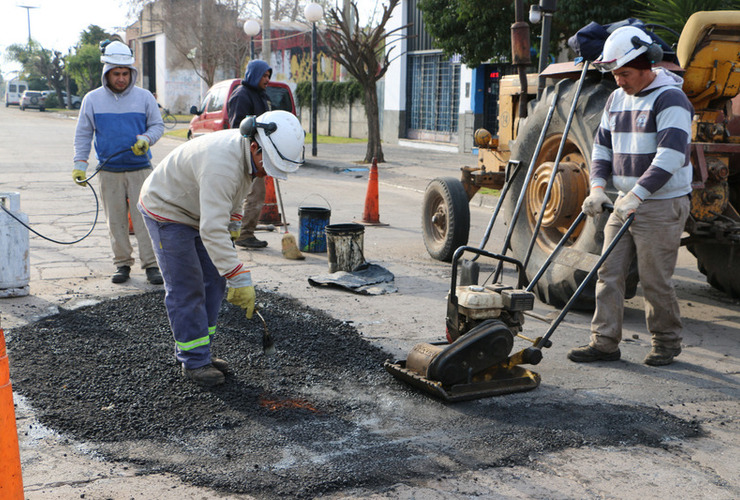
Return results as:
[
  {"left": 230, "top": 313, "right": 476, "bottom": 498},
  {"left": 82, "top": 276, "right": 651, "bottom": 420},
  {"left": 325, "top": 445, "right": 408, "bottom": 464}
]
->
[{"left": 282, "top": 234, "right": 305, "bottom": 260}]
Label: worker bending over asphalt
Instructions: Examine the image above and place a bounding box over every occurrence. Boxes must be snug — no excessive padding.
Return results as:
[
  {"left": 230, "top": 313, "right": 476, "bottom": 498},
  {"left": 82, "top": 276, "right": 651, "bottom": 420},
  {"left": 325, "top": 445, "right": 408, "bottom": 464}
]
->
[
  {"left": 568, "top": 26, "right": 693, "bottom": 366},
  {"left": 138, "top": 111, "right": 304, "bottom": 387}
]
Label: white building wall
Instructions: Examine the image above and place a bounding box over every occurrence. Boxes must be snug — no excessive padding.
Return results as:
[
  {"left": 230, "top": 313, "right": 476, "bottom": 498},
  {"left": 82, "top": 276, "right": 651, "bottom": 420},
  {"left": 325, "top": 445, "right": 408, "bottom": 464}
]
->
[{"left": 382, "top": 1, "right": 408, "bottom": 145}]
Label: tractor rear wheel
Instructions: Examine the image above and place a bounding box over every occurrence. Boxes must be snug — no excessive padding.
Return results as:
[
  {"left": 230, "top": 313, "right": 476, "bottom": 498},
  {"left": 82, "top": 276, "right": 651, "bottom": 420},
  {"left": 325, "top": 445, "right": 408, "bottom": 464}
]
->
[
  {"left": 422, "top": 177, "right": 470, "bottom": 262},
  {"left": 687, "top": 242, "right": 740, "bottom": 297},
  {"left": 503, "top": 78, "right": 638, "bottom": 310}
]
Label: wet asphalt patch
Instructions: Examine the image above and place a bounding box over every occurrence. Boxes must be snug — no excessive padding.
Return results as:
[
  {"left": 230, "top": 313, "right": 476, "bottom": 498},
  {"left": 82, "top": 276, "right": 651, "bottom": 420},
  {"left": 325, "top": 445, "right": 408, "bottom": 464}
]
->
[{"left": 8, "top": 291, "right": 701, "bottom": 498}]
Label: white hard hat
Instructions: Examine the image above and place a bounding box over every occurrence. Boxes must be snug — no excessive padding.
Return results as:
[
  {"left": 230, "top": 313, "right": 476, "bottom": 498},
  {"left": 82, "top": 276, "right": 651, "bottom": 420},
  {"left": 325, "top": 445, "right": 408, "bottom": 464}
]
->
[
  {"left": 100, "top": 40, "right": 134, "bottom": 65},
  {"left": 593, "top": 26, "right": 657, "bottom": 73},
  {"left": 242, "top": 111, "right": 305, "bottom": 180}
]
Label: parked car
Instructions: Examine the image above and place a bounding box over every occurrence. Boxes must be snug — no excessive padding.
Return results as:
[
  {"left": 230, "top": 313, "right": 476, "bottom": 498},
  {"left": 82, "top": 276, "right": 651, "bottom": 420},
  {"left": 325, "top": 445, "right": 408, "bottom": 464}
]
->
[
  {"left": 19, "top": 90, "right": 46, "bottom": 112},
  {"left": 188, "top": 79, "right": 296, "bottom": 139},
  {"left": 4, "top": 79, "right": 28, "bottom": 107},
  {"left": 41, "top": 90, "right": 82, "bottom": 109}
]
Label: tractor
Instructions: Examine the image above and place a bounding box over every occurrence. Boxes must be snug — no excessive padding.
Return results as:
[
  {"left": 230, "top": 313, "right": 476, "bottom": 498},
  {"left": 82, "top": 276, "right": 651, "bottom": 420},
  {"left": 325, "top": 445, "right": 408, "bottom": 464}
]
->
[{"left": 421, "top": 11, "right": 740, "bottom": 308}]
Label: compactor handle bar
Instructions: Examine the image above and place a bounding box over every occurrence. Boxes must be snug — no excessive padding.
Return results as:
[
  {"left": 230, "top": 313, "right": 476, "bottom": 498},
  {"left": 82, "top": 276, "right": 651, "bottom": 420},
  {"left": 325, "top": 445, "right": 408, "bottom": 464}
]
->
[{"left": 533, "top": 204, "right": 635, "bottom": 349}]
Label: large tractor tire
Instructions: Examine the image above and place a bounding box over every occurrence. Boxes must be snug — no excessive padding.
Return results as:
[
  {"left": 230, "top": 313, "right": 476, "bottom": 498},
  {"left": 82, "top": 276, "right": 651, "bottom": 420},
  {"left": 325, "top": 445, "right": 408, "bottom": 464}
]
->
[
  {"left": 503, "top": 77, "right": 638, "bottom": 310},
  {"left": 422, "top": 177, "right": 470, "bottom": 261},
  {"left": 686, "top": 171, "right": 740, "bottom": 298},
  {"left": 687, "top": 242, "right": 740, "bottom": 297}
]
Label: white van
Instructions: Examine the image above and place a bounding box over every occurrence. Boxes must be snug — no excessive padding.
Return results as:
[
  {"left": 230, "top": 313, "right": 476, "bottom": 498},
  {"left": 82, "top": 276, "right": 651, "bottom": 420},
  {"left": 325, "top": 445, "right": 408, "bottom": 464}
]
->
[{"left": 4, "top": 79, "right": 29, "bottom": 107}]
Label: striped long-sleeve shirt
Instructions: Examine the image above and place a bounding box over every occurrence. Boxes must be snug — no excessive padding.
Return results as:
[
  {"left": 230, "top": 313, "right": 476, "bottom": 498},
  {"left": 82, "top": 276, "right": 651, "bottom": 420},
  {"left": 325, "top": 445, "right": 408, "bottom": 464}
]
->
[{"left": 590, "top": 68, "right": 694, "bottom": 201}]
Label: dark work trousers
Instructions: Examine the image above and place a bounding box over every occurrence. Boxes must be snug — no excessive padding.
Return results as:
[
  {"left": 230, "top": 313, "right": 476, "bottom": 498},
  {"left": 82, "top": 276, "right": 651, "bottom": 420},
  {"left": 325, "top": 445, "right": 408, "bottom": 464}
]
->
[{"left": 139, "top": 206, "right": 226, "bottom": 369}]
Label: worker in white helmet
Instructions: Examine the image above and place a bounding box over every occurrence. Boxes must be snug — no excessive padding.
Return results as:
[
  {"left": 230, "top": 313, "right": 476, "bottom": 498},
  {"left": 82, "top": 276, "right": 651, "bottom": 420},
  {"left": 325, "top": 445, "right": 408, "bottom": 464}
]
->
[
  {"left": 72, "top": 39, "right": 165, "bottom": 285},
  {"left": 138, "top": 111, "right": 304, "bottom": 387},
  {"left": 568, "top": 26, "right": 693, "bottom": 366}
]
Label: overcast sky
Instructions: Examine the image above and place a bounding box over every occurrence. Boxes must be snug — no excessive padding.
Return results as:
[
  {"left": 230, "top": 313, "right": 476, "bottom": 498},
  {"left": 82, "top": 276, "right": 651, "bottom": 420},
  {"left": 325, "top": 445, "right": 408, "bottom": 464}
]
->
[{"left": 1, "top": 0, "right": 388, "bottom": 79}]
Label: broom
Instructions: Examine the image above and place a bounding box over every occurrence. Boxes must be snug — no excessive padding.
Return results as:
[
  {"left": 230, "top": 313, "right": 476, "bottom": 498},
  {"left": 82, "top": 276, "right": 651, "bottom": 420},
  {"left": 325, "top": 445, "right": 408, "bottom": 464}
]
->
[{"left": 274, "top": 178, "right": 305, "bottom": 260}]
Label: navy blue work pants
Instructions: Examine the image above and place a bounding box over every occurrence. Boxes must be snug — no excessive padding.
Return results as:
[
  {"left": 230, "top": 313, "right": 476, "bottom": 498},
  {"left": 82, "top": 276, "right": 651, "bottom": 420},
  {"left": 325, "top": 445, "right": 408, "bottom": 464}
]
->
[{"left": 139, "top": 207, "right": 226, "bottom": 369}]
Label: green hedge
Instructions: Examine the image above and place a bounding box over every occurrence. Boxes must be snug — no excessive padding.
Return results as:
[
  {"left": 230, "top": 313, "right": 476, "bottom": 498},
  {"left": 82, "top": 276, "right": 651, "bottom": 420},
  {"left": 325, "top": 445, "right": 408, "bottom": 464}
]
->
[{"left": 295, "top": 80, "right": 363, "bottom": 108}]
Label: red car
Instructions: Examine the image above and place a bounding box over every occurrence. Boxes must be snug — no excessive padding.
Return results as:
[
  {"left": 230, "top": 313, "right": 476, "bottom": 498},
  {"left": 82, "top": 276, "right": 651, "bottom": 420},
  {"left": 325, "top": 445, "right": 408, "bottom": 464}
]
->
[{"left": 187, "top": 79, "right": 296, "bottom": 139}]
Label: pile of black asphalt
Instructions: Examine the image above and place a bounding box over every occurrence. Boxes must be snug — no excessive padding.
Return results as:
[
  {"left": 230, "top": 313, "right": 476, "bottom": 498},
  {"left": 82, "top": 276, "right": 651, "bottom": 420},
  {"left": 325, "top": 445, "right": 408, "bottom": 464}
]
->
[{"left": 8, "top": 291, "right": 701, "bottom": 499}]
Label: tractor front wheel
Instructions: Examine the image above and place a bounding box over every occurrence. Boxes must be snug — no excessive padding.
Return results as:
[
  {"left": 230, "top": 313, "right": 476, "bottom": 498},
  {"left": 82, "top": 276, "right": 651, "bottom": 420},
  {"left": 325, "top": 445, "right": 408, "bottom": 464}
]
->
[{"left": 422, "top": 177, "right": 470, "bottom": 262}]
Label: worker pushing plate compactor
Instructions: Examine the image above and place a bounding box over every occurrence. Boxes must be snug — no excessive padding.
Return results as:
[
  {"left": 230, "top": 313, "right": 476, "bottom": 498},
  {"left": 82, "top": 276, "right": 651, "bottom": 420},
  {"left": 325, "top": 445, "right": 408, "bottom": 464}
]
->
[{"left": 385, "top": 209, "right": 633, "bottom": 402}]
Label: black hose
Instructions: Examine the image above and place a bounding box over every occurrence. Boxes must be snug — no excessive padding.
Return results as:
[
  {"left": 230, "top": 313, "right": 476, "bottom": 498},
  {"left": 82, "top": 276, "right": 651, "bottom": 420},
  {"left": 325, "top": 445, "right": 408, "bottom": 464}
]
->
[{"left": 0, "top": 148, "right": 131, "bottom": 245}]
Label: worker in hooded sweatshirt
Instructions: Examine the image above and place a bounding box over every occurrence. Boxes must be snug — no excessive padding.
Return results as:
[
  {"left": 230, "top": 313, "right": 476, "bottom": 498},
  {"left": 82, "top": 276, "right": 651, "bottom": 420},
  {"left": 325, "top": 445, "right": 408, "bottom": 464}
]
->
[
  {"left": 227, "top": 59, "right": 273, "bottom": 249},
  {"left": 138, "top": 111, "right": 304, "bottom": 387},
  {"left": 72, "top": 40, "right": 165, "bottom": 285},
  {"left": 568, "top": 26, "right": 693, "bottom": 366}
]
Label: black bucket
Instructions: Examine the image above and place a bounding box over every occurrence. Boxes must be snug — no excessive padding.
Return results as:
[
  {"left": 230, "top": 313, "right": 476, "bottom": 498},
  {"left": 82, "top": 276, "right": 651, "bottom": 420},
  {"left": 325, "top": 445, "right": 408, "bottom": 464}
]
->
[{"left": 325, "top": 223, "right": 365, "bottom": 273}]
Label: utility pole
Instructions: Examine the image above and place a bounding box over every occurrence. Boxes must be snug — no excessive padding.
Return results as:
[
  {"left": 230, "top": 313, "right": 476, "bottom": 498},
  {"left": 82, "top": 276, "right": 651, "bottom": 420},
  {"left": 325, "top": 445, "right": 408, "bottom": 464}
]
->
[
  {"left": 17, "top": 4, "right": 39, "bottom": 46},
  {"left": 261, "top": 0, "right": 271, "bottom": 63}
]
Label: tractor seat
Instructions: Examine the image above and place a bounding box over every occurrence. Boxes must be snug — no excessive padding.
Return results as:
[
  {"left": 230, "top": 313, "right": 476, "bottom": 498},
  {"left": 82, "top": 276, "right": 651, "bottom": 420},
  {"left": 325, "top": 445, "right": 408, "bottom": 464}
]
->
[
  {"left": 677, "top": 11, "right": 740, "bottom": 69},
  {"left": 676, "top": 11, "right": 740, "bottom": 108}
]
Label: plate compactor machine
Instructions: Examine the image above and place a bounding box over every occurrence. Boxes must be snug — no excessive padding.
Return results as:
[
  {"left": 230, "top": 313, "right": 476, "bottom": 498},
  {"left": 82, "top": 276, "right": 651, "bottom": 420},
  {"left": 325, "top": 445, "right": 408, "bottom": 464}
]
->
[{"left": 385, "top": 210, "right": 634, "bottom": 402}]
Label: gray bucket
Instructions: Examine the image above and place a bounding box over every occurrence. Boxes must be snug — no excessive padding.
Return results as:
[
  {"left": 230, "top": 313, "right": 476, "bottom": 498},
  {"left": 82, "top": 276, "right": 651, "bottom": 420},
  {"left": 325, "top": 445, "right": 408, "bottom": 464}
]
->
[{"left": 325, "top": 223, "right": 365, "bottom": 273}]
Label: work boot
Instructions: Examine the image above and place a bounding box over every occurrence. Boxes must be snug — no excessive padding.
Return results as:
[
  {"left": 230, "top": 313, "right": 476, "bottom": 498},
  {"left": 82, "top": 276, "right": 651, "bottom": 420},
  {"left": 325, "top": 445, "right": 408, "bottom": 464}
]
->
[
  {"left": 182, "top": 363, "right": 225, "bottom": 387},
  {"left": 235, "top": 236, "right": 268, "bottom": 248},
  {"left": 145, "top": 267, "right": 164, "bottom": 285},
  {"left": 567, "top": 345, "right": 621, "bottom": 363},
  {"left": 211, "top": 357, "right": 230, "bottom": 373},
  {"left": 644, "top": 345, "right": 682, "bottom": 366},
  {"left": 112, "top": 265, "right": 131, "bottom": 284}
]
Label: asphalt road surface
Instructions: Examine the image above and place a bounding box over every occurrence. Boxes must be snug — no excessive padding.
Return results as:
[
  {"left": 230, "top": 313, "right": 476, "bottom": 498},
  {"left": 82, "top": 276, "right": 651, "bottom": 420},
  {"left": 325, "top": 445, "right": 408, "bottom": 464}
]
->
[{"left": 0, "top": 105, "right": 738, "bottom": 499}]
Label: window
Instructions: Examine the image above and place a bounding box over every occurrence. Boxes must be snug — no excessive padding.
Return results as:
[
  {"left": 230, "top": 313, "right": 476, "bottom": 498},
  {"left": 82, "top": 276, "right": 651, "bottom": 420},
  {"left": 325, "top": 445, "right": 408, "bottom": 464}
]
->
[
  {"left": 207, "top": 86, "right": 228, "bottom": 113},
  {"left": 265, "top": 87, "right": 292, "bottom": 113}
]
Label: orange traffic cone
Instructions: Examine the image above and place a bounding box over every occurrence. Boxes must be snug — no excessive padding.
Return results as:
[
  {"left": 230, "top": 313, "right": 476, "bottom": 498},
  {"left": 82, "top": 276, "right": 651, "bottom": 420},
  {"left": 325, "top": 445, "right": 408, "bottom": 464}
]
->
[
  {"left": 258, "top": 176, "right": 283, "bottom": 225},
  {"left": 0, "top": 325, "right": 24, "bottom": 500},
  {"left": 358, "top": 157, "right": 388, "bottom": 226}
]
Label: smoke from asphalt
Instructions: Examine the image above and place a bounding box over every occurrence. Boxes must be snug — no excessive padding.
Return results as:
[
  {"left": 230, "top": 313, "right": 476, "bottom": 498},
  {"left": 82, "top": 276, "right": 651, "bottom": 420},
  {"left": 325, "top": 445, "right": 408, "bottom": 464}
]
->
[{"left": 8, "top": 291, "right": 700, "bottom": 498}]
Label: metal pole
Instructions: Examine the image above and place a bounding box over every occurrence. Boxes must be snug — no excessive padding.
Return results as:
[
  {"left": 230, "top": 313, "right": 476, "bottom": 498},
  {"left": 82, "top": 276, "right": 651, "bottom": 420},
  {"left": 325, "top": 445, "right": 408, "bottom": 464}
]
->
[
  {"left": 311, "top": 21, "right": 318, "bottom": 157},
  {"left": 18, "top": 5, "right": 38, "bottom": 45},
  {"left": 250, "top": 37, "right": 255, "bottom": 60},
  {"left": 537, "top": 12, "right": 553, "bottom": 98}
]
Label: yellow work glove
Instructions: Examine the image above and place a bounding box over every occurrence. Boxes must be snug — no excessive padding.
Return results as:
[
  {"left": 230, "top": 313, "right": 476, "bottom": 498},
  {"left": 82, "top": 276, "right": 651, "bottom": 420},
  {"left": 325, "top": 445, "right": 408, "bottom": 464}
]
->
[
  {"left": 131, "top": 135, "right": 150, "bottom": 156},
  {"left": 581, "top": 186, "right": 610, "bottom": 217},
  {"left": 227, "top": 286, "right": 255, "bottom": 319},
  {"left": 226, "top": 268, "right": 254, "bottom": 318},
  {"left": 614, "top": 192, "right": 642, "bottom": 222},
  {"left": 228, "top": 219, "right": 242, "bottom": 241},
  {"left": 72, "top": 160, "right": 88, "bottom": 187}
]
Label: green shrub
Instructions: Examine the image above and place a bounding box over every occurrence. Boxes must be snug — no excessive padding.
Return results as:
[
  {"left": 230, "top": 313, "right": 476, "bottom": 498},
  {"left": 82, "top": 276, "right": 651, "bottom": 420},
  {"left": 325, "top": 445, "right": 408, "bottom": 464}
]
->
[
  {"left": 44, "top": 93, "right": 60, "bottom": 108},
  {"left": 296, "top": 80, "right": 364, "bottom": 108}
]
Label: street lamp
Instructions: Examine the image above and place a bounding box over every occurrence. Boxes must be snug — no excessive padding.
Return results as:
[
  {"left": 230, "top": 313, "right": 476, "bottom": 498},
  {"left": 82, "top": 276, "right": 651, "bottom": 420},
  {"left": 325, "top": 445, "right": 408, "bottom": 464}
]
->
[
  {"left": 243, "top": 20, "right": 261, "bottom": 61},
  {"left": 17, "top": 3, "right": 39, "bottom": 45},
  {"left": 529, "top": 0, "right": 557, "bottom": 98},
  {"left": 304, "top": 2, "right": 323, "bottom": 157}
]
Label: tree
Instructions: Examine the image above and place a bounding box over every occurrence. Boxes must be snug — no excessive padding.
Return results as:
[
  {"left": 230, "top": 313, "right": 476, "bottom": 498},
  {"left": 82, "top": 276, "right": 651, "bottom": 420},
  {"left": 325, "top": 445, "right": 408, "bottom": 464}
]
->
[
  {"left": 418, "top": 0, "right": 636, "bottom": 68},
  {"left": 324, "top": 0, "right": 408, "bottom": 163},
  {"left": 155, "top": 0, "right": 248, "bottom": 86},
  {"left": 634, "top": 0, "right": 740, "bottom": 46},
  {"left": 80, "top": 25, "right": 116, "bottom": 47},
  {"left": 6, "top": 42, "right": 67, "bottom": 104}
]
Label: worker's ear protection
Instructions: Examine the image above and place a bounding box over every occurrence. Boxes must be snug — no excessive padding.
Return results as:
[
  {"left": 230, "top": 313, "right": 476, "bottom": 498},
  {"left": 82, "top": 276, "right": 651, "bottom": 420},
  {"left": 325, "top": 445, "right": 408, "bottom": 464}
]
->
[
  {"left": 631, "top": 36, "right": 663, "bottom": 64},
  {"left": 239, "top": 115, "right": 278, "bottom": 138}
]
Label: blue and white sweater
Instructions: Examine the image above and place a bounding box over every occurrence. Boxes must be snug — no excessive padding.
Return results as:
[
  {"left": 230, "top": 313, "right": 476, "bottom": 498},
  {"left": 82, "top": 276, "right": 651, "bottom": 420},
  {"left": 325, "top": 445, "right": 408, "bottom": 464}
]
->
[
  {"left": 73, "top": 63, "right": 164, "bottom": 172},
  {"left": 590, "top": 68, "right": 694, "bottom": 201}
]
